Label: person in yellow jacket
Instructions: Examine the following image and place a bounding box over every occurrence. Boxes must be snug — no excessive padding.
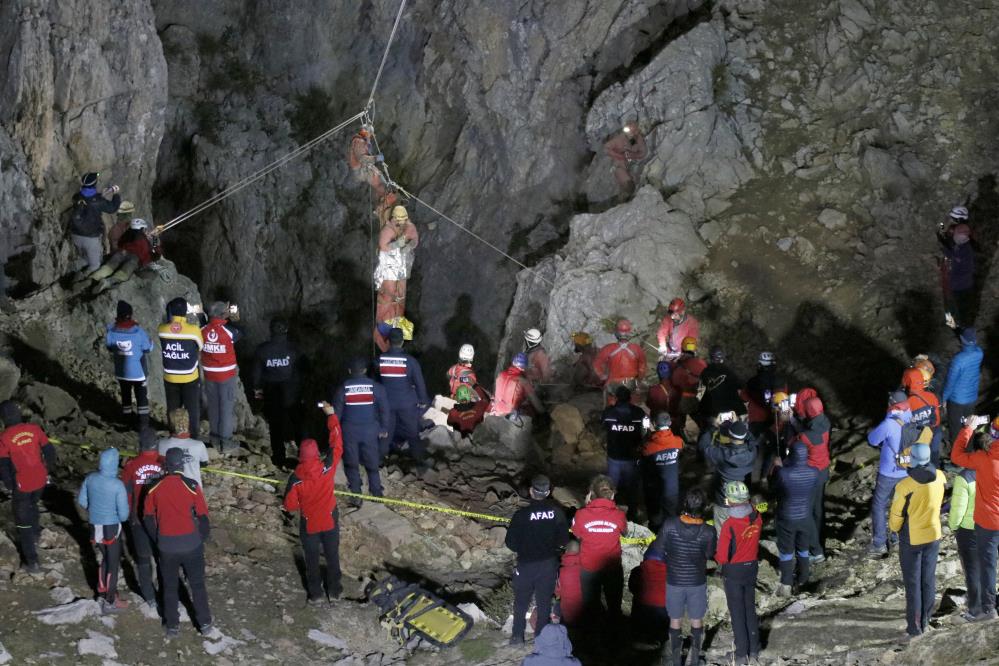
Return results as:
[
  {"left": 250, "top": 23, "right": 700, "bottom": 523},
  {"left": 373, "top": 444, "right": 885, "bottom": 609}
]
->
[
  {"left": 889, "top": 441, "right": 945, "bottom": 639},
  {"left": 950, "top": 446, "right": 980, "bottom": 620},
  {"left": 158, "top": 297, "right": 204, "bottom": 438}
]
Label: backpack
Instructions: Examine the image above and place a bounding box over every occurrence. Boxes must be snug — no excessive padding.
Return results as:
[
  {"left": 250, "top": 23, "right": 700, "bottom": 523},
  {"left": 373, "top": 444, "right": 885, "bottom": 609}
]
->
[
  {"left": 369, "top": 576, "right": 473, "bottom": 648},
  {"left": 68, "top": 199, "right": 90, "bottom": 236},
  {"left": 891, "top": 416, "right": 924, "bottom": 470}
]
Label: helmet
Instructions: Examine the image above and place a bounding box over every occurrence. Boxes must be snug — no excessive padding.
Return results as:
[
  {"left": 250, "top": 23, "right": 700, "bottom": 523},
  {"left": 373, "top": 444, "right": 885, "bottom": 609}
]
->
[
  {"left": 949, "top": 206, "right": 969, "bottom": 220},
  {"left": 524, "top": 328, "right": 543, "bottom": 345},
  {"left": 656, "top": 360, "right": 672, "bottom": 380},
  {"left": 914, "top": 357, "right": 935, "bottom": 378},
  {"left": 615, "top": 318, "right": 632, "bottom": 338},
  {"left": 902, "top": 367, "right": 930, "bottom": 392},
  {"left": 804, "top": 397, "right": 824, "bottom": 419},
  {"left": 654, "top": 412, "right": 672, "bottom": 430},
  {"left": 709, "top": 345, "right": 725, "bottom": 364},
  {"left": 681, "top": 336, "right": 697, "bottom": 352},
  {"left": 991, "top": 417, "right": 999, "bottom": 440},
  {"left": 386, "top": 316, "right": 414, "bottom": 340},
  {"left": 455, "top": 385, "right": 475, "bottom": 403},
  {"left": 571, "top": 331, "right": 592, "bottom": 347},
  {"left": 668, "top": 298, "right": 686, "bottom": 315},
  {"left": 129, "top": 218, "right": 148, "bottom": 230},
  {"left": 80, "top": 172, "right": 99, "bottom": 187},
  {"left": 772, "top": 391, "right": 790, "bottom": 410},
  {"left": 512, "top": 353, "right": 528, "bottom": 369},
  {"left": 724, "top": 481, "right": 750, "bottom": 506},
  {"left": 758, "top": 351, "right": 775, "bottom": 366},
  {"left": 358, "top": 124, "right": 372, "bottom": 137},
  {"left": 391, "top": 206, "right": 409, "bottom": 222},
  {"left": 118, "top": 200, "right": 135, "bottom": 215},
  {"left": 458, "top": 344, "right": 475, "bottom": 362}
]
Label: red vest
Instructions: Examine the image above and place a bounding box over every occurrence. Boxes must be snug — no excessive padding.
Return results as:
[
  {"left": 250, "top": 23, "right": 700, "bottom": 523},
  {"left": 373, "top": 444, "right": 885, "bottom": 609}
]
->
[
  {"left": 201, "top": 318, "right": 238, "bottom": 381},
  {"left": 490, "top": 367, "right": 529, "bottom": 416}
]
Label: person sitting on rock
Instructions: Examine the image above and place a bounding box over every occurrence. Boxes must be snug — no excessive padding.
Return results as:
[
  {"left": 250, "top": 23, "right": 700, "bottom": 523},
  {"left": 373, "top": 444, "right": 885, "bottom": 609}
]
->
[
  {"left": 603, "top": 121, "right": 648, "bottom": 198},
  {"left": 594, "top": 318, "right": 645, "bottom": 405},
  {"left": 0, "top": 400, "right": 56, "bottom": 574},
  {"left": 570, "top": 332, "right": 602, "bottom": 390},
  {"left": 555, "top": 539, "right": 584, "bottom": 627},
  {"left": 82, "top": 218, "right": 160, "bottom": 294},
  {"left": 773, "top": 441, "right": 818, "bottom": 597},
  {"left": 105, "top": 299, "right": 153, "bottom": 431},
  {"left": 523, "top": 328, "right": 554, "bottom": 386},
  {"left": 283, "top": 406, "right": 344, "bottom": 606},
  {"left": 347, "top": 124, "right": 386, "bottom": 198},
  {"left": 77, "top": 447, "right": 130, "bottom": 615},
  {"left": 68, "top": 171, "right": 121, "bottom": 274},
  {"left": 520, "top": 623, "right": 582, "bottom": 666},
  {"left": 446, "top": 384, "right": 490, "bottom": 436},
  {"left": 446, "top": 344, "right": 479, "bottom": 399},
  {"left": 656, "top": 298, "right": 699, "bottom": 361},
  {"left": 489, "top": 353, "right": 544, "bottom": 419},
  {"left": 107, "top": 200, "right": 135, "bottom": 249},
  {"left": 570, "top": 475, "right": 628, "bottom": 620}
]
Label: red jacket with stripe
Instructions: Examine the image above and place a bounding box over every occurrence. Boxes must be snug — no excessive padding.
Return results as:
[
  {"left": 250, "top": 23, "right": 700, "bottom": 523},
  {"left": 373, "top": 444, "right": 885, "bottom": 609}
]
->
[
  {"left": 201, "top": 317, "right": 241, "bottom": 382},
  {"left": 594, "top": 341, "right": 646, "bottom": 385},
  {"left": 121, "top": 450, "right": 164, "bottom": 518},
  {"left": 283, "top": 417, "right": 344, "bottom": 534},
  {"left": 715, "top": 509, "right": 762, "bottom": 565},
  {"left": 143, "top": 472, "right": 210, "bottom": 552},
  {"left": 0, "top": 423, "right": 53, "bottom": 493},
  {"left": 571, "top": 498, "right": 627, "bottom": 572}
]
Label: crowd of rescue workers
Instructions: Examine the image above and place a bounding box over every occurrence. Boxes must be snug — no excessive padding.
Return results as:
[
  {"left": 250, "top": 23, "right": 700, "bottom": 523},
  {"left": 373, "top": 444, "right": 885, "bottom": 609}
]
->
[{"left": 0, "top": 157, "right": 991, "bottom": 665}]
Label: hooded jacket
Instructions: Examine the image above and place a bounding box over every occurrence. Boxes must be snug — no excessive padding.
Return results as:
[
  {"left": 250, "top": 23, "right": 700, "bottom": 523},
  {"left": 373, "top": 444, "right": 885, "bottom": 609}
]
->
[
  {"left": 952, "top": 426, "right": 999, "bottom": 530},
  {"left": 570, "top": 498, "right": 627, "bottom": 572},
  {"left": 949, "top": 468, "right": 976, "bottom": 531},
  {"left": 795, "top": 411, "right": 831, "bottom": 471},
  {"left": 77, "top": 448, "right": 129, "bottom": 526},
  {"left": 702, "top": 430, "right": 757, "bottom": 505},
  {"left": 521, "top": 623, "right": 581, "bottom": 666},
  {"left": 648, "top": 514, "right": 716, "bottom": 587},
  {"left": 556, "top": 551, "right": 584, "bottom": 624},
  {"left": 283, "top": 424, "right": 344, "bottom": 534},
  {"left": 889, "top": 465, "right": 945, "bottom": 545},
  {"left": 942, "top": 340, "right": 983, "bottom": 405},
  {"left": 106, "top": 321, "right": 153, "bottom": 382},
  {"left": 867, "top": 409, "right": 912, "bottom": 478},
  {"left": 776, "top": 443, "right": 819, "bottom": 521}
]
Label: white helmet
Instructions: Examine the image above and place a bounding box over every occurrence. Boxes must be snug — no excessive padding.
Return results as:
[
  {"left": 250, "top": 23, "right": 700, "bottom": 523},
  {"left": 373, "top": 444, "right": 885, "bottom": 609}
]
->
[
  {"left": 758, "top": 351, "right": 775, "bottom": 366},
  {"left": 458, "top": 344, "right": 475, "bottom": 363},
  {"left": 524, "top": 328, "right": 543, "bottom": 345},
  {"left": 129, "top": 218, "right": 148, "bottom": 230},
  {"left": 949, "top": 206, "right": 969, "bottom": 220}
]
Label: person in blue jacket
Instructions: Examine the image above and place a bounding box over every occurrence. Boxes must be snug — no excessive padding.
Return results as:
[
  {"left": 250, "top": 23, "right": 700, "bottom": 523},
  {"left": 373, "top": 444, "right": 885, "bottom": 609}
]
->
[
  {"left": 77, "top": 448, "right": 130, "bottom": 614},
  {"left": 774, "top": 442, "right": 818, "bottom": 595},
  {"left": 332, "top": 357, "right": 392, "bottom": 507},
  {"left": 105, "top": 300, "right": 153, "bottom": 430},
  {"left": 521, "top": 623, "right": 581, "bottom": 666},
  {"left": 866, "top": 391, "right": 912, "bottom": 559},
  {"left": 377, "top": 328, "right": 430, "bottom": 471},
  {"left": 942, "top": 327, "right": 983, "bottom": 453}
]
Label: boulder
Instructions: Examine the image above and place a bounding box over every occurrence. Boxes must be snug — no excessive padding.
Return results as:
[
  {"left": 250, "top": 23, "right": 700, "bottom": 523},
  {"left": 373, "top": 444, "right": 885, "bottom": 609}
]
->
[
  {"left": 33, "top": 599, "right": 101, "bottom": 625},
  {"left": 0, "top": 356, "right": 19, "bottom": 402},
  {"left": 468, "top": 415, "right": 542, "bottom": 469},
  {"left": 21, "top": 382, "right": 80, "bottom": 422},
  {"left": 77, "top": 631, "right": 116, "bottom": 659}
]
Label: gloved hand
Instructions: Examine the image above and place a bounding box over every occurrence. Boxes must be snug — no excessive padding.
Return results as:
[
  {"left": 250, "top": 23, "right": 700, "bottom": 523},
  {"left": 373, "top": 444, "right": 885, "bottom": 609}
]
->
[
  {"left": 658, "top": 344, "right": 668, "bottom": 356},
  {"left": 103, "top": 185, "right": 120, "bottom": 196},
  {"left": 376, "top": 153, "right": 385, "bottom": 163},
  {"left": 378, "top": 431, "right": 388, "bottom": 439}
]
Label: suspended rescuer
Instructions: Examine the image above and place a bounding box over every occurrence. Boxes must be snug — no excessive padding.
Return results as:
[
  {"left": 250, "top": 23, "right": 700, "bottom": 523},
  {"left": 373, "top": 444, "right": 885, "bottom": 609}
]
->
[
  {"left": 941, "top": 327, "right": 983, "bottom": 453},
  {"left": 105, "top": 300, "right": 153, "bottom": 430},
  {"left": 646, "top": 361, "right": 675, "bottom": 420},
  {"left": 603, "top": 121, "right": 648, "bottom": 198},
  {"left": 253, "top": 317, "right": 301, "bottom": 466},
  {"left": 283, "top": 402, "right": 344, "bottom": 605},
  {"left": 378, "top": 328, "right": 430, "bottom": 470},
  {"left": 741, "top": 351, "right": 787, "bottom": 437},
  {"left": 158, "top": 297, "right": 204, "bottom": 438},
  {"left": 504, "top": 474, "right": 569, "bottom": 645},
  {"left": 0, "top": 400, "right": 56, "bottom": 573},
  {"left": 446, "top": 344, "right": 479, "bottom": 399},
  {"left": 157, "top": 408, "right": 209, "bottom": 487},
  {"left": 600, "top": 385, "right": 647, "bottom": 518},
  {"left": 523, "top": 328, "right": 554, "bottom": 386},
  {"left": 374, "top": 206, "right": 419, "bottom": 322},
  {"left": 489, "top": 353, "right": 545, "bottom": 418},
  {"left": 937, "top": 206, "right": 974, "bottom": 328},
  {"left": 83, "top": 218, "right": 159, "bottom": 294},
  {"left": 669, "top": 336, "right": 705, "bottom": 435},
  {"left": 77, "top": 448, "right": 130, "bottom": 614},
  {"left": 773, "top": 441, "right": 818, "bottom": 596},
  {"left": 571, "top": 475, "right": 628, "bottom": 620},
  {"left": 889, "top": 441, "right": 945, "bottom": 639},
  {"left": 698, "top": 345, "right": 747, "bottom": 426},
  {"left": 68, "top": 172, "right": 121, "bottom": 274},
  {"left": 792, "top": 393, "right": 831, "bottom": 563},
  {"left": 641, "top": 412, "right": 684, "bottom": 530},
  {"left": 446, "top": 384, "right": 490, "bottom": 436},
  {"left": 332, "top": 357, "right": 392, "bottom": 506},
  {"left": 951, "top": 414, "right": 999, "bottom": 621},
  {"left": 120, "top": 428, "right": 163, "bottom": 606},
  {"left": 593, "top": 318, "right": 646, "bottom": 403},
  {"left": 866, "top": 391, "right": 914, "bottom": 558},
  {"left": 948, "top": 430, "right": 981, "bottom": 621},
  {"left": 657, "top": 298, "right": 699, "bottom": 360},
  {"left": 715, "top": 481, "right": 762, "bottom": 666},
  {"left": 201, "top": 301, "right": 243, "bottom": 454},
  {"left": 701, "top": 418, "right": 757, "bottom": 533},
  {"left": 347, "top": 124, "right": 386, "bottom": 198},
  {"left": 649, "top": 487, "right": 716, "bottom": 666},
  {"left": 143, "top": 447, "right": 220, "bottom": 640}
]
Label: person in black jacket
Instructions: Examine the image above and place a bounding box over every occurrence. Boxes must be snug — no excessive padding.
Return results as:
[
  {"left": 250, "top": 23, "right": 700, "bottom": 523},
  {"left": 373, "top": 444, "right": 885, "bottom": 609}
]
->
[
  {"left": 697, "top": 346, "right": 746, "bottom": 426},
  {"left": 253, "top": 318, "right": 301, "bottom": 464},
  {"left": 69, "top": 172, "right": 121, "bottom": 274},
  {"left": 774, "top": 442, "right": 819, "bottom": 596},
  {"left": 601, "top": 385, "right": 646, "bottom": 518},
  {"left": 648, "top": 488, "right": 716, "bottom": 666},
  {"left": 702, "top": 419, "right": 757, "bottom": 534},
  {"left": 504, "top": 475, "right": 569, "bottom": 645}
]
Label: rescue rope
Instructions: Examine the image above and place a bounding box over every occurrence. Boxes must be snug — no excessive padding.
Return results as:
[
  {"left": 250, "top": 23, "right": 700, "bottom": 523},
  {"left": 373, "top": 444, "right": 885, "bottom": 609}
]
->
[
  {"left": 365, "top": 0, "right": 409, "bottom": 117},
  {"left": 156, "top": 111, "right": 367, "bottom": 234}
]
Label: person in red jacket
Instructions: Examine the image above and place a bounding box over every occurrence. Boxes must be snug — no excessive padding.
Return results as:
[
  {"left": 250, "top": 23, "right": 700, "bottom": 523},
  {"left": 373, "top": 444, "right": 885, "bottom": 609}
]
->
[
  {"left": 646, "top": 361, "right": 674, "bottom": 420},
  {"left": 570, "top": 475, "right": 628, "bottom": 618},
  {"left": 656, "top": 299, "right": 700, "bottom": 360},
  {"left": 143, "top": 448, "right": 218, "bottom": 640},
  {"left": 903, "top": 366, "right": 943, "bottom": 467},
  {"left": 489, "top": 353, "right": 544, "bottom": 418},
  {"left": 715, "top": 481, "right": 762, "bottom": 665},
  {"left": 555, "top": 540, "right": 584, "bottom": 626},
  {"left": 594, "top": 319, "right": 646, "bottom": 404},
  {"left": 604, "top": 122, "right": 648, "bottom": 197},
  {"left": 642, "top": 413, "right": 685, "bottom": 530},
  {"left": 793, "top": 395, "right": 831, "bottom": 563},
  {"left": 446, "top": 344, "right": 479, "bottom": 398},
  {"left": 120, "top": 428, "right": 163, "bottom": 604},
  {"left": 571, "top": 332, "right": 603, "bottom": 390},
  {"left": 347, "top": 124, "right": 386, "bottom": 198},
  {"left": 952, "top": 415, "right": 999, "bottom": 621},
  {"left": 283, "top": 407, "right": 344, "bottom": 604},
  {"left": 447, "top": 385, "right": 490, "bottom": 436},
  {"left": 670, "top": 337, "right": 706, "bottom": 436},
  {"left": 628, "top": 548, "right": 668, "bottom": 643},
  {"left": 0, "top": 401, "right": 56, "bottom": 573},
  {"left": 85, "top": 218, "right": 160, "bottom": 294},
  {"left": 201, "top": 301, "right": 243, "bottom": 454}
]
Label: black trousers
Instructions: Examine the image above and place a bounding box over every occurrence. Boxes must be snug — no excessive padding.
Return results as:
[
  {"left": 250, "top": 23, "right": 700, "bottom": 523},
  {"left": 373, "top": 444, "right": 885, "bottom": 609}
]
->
[
  {"left": 899, "top": 531, "right": 939, "bottom": 636},
  {"left": 810, "top": 467, "right": 829, "bottom": 555},
  {"left": 126, "top": 520, "right": 157, "bottom": 602},
  {"left": 777, "top": 517, "right": 813, "bottom": 586},
  {"left": 160, "top": 544, "right": 211, "bottom": 630},
  {"left": 263, "top": 381, "right": 298, "bottom": 464},
  {"left": 722, "top": 562, "right": 760, "bottom": 659},
  {"left": 956, "top": 527, "right": 982, "bottom": 615},
  {"left": 512, "top": 557, "right": 559, "bottom": 640},
  {"left": 165, "top": 379, "right": 201, "bottom": 439},
  {"left": 580, "top": 562, "right": 624, "bottom": 618},
  {"left": 946, "top": 401, "right": 975, "bottom": 458},
  {"left": 118, "top": 379, "right": 149, "bottom": 429},
  {"left": 12, "top": 488, "right": 42, "bottom": 565},
  {"left": 300, "top": 511, "right": 341, "bottom": 601},
  {"left": 95, "top": 525, "right": 123, "bottom": 603}
]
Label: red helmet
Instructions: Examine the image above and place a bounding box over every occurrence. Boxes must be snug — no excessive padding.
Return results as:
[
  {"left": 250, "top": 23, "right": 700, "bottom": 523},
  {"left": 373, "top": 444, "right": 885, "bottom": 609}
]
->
[
  {"left": 668, "top": 298, "right": 686, "bottom": 315},
  {"left": 804, "top": 397, "right": 825, "bottom": 419},
  {"left": 615, "top": 319, "right": 633, "bottom": 337},
  {"left": 901, "top": 367, "right": 930, "bottom": 392}
]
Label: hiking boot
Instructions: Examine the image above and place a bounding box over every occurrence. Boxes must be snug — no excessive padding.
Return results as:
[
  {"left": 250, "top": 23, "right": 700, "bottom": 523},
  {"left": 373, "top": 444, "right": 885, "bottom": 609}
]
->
[
  {"left": 867, "top": 544, "right": 887, "bottom": 560},
  {"left": 21, "top": 561, "right": 41, "bottom": 575},
  {"left": 735, "top": 655, "right": 750, "bottom": 666},
  {"left": 509, "top": 635, "right": 525, "bottom": 646},
  {"left": 101, "top": 597, "right": 129, "bottom": 615},
  {"left": 775, "top": 583, "right": 792, "bottom": 597},
  {"left": 306, "top": 596, "right": 325, "bottom": 608},
  {"left": 200, "top": 624, "right": 222, "bottom": 640},
  {"left": 346, "top": 496, "right": 363, "bottom": 509},
  {"left": 164, "top": 626, "right": 180, "bottom": 640},
  {"left": 809, "top": 553, "right": 826, "bottom": 565},
  {"left": 961, "top": 610, "right": 982, "bottom": 622},
  {"left": 970, "top": 609, "right": 998, "bottom": 623}
]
